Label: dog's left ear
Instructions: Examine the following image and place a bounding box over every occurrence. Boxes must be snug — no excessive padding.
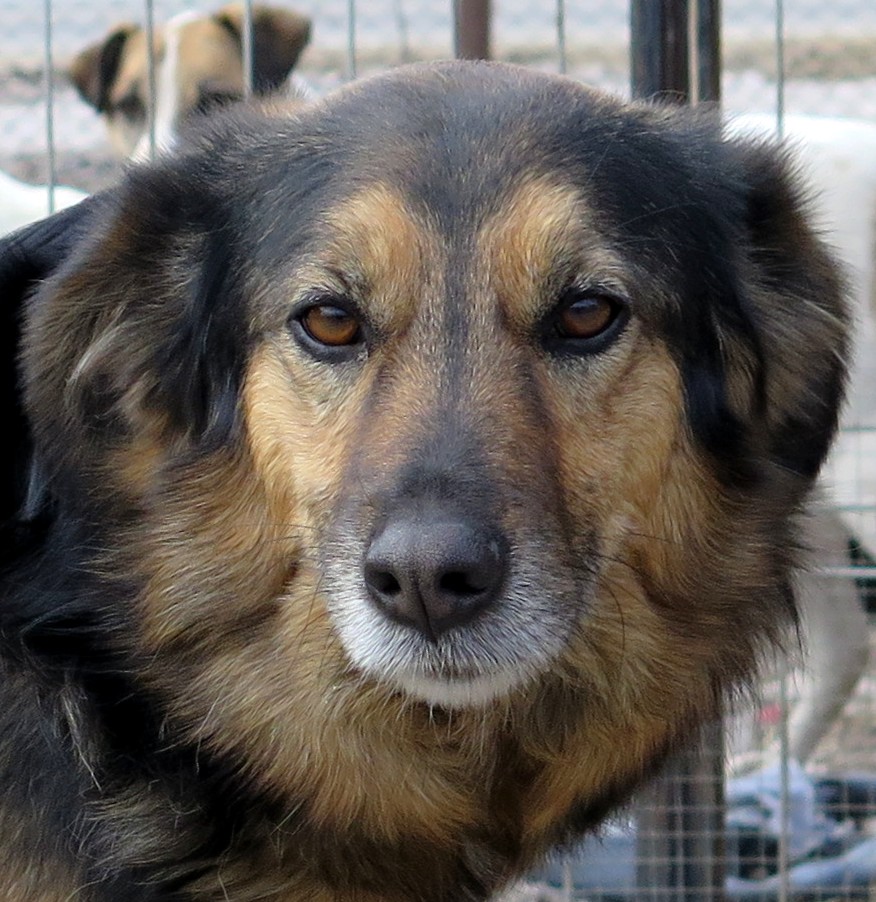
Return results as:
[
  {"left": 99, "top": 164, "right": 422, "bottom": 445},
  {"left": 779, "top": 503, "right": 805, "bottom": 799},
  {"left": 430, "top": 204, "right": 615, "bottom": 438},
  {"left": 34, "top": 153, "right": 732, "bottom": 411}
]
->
[
  {"left": 0, "top": 196, "right": 104, "bottom": 523},
  {"left": 215, "top": 3, "right": 312, "bottom": 94},
  {"left": 707, "top": 139, "right": 850, "bottom": 486}
]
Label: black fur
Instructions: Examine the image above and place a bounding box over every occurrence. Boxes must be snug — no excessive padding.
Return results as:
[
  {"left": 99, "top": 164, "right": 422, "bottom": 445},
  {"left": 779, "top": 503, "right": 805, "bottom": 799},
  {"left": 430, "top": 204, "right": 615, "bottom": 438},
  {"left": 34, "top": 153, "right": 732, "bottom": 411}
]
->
[{"left": 0, "top": 62, "right": 849, "bottom": 901}]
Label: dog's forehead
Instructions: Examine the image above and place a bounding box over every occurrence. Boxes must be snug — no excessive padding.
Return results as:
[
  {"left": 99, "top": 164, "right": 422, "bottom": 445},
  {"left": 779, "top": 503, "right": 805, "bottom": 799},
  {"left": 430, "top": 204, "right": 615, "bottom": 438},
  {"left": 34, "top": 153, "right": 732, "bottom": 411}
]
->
[
  {"left": 174, "top": 13, "right": 243, "bottom": 90},
  {"left": 313, "top": 65, "right": 610, "bottom": 216},
  {"left": 255, "top": 67, "right": 681, "bottom": 316},
  {"left": 242, "top": 173, "right": 634, "bottom": 363},
  {"left": 282, "top": 63, "right": 727, "bottom": 249},
  {"left": 201, "top": 63, "right": 739, "bottom": 330}
]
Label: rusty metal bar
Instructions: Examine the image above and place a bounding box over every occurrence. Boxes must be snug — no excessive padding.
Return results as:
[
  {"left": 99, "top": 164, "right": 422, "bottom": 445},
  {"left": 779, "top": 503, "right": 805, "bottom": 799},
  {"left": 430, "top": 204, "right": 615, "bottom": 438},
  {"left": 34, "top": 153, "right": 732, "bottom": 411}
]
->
[
  {"left": 630, "top": 0, "right": 690, "bottom": 102},
  {"left": 629, "top": 13, "right": 725, "bottom": 896},
  {"left": 453, "top": 0, "right": 490, "bottom": 61},
  {"left": 694, "top": 0, "right": 721, "bottom": 103}
]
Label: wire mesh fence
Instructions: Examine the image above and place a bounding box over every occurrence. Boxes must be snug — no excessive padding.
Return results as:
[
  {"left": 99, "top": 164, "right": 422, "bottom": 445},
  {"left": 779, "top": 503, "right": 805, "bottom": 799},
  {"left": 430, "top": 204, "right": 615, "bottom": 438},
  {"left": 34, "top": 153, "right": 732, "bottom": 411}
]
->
[
  {"left": 0, "top": 2, "right": 873, "bottom": 901},
  {"left": 3, "top": 1, "right": 876, "bottom": 183}
]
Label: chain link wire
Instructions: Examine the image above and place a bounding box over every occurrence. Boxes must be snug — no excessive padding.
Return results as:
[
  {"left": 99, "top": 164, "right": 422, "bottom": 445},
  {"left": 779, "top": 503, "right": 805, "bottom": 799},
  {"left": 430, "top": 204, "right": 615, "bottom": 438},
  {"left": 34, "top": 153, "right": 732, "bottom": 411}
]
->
[{"left": 0, "top": 3, "right": 872, "bottom": 902}]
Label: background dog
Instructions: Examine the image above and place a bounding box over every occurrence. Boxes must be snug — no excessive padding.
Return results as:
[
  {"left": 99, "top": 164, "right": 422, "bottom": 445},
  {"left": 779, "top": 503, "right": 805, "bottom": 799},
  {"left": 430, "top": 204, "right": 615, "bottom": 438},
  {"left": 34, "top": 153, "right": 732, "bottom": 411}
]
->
[
  {"left": 0, "top": 61, "right": 849, "bottom": 901},
  {"left": 69, "top": 2, "right": 311, "bottom": 159}
]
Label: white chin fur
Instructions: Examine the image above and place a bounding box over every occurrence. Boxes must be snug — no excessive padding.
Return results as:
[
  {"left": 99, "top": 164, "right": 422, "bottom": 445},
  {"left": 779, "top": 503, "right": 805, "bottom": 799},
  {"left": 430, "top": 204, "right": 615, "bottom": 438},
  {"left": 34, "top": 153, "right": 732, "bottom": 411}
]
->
[
  {"left": 387, "top": 668, "right": 525, "bottom": 709},
  {"left": 328, "top": 584, "right": 567, "bottom": 709}
]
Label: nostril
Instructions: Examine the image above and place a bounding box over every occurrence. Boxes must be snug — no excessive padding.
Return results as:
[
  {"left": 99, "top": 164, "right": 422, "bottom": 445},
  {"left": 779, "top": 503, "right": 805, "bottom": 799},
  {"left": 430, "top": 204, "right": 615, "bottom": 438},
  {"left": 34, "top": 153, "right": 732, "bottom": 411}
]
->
[
  {"left": 438, "top": 570, "right": 490, "bottom": 597},
  {"left": 364, "top": 564, "right": 402, "bottom": 598}
]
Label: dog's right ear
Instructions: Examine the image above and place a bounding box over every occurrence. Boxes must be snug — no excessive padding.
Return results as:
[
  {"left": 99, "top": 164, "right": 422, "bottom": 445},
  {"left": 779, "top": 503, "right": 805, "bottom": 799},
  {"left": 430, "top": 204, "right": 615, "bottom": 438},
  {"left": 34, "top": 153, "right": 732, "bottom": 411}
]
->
[
  {"left": 0, "top": 196, "right": 104, "bottom": 525},
  {"left": 215, "top": 3, "right": 312, "bottom": 93},
  {"left": 69, "top": 25, "right": 137, "bottom": 112}
]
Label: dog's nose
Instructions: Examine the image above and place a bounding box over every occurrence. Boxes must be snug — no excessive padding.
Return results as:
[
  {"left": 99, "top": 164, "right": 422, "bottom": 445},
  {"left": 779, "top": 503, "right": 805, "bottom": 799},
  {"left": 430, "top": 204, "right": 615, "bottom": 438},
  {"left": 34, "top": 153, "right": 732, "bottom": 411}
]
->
[{"left": 363, "top": 514, "right": 508, "bottom": 642}]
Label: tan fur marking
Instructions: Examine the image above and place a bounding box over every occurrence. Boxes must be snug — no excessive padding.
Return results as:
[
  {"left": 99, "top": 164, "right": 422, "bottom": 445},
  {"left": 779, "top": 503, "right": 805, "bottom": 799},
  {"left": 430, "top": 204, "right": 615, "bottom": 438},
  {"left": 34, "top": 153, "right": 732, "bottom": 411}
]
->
[
  {"left": 128, "top": 340, "right": 483, "bottom": 845},
  {"left": 112, "top": 432, "right": 167, "bottom": 498},
  {"left": 131, "top": 447, "right": 287, "bottom": 649},
  {"left": 130, "top": 188, "right": 447, "bottom": 845},
  {"left": 481, "top": 175, "right": 632, "bottom": 328},
  {"left": 520, "top": 345, "right": 712, "bottom": 837},
  {"left": 205, "top": 345, "right": 482, "bottom": 842},
  {"left": 477, "top": 186, "right": 747, "bottom": 840},
  {"left": 172, "top": 18, "right": 244, "bottom": 117},
  {"left": 321, "top": 182, "right": 433, "bottom": 332}
]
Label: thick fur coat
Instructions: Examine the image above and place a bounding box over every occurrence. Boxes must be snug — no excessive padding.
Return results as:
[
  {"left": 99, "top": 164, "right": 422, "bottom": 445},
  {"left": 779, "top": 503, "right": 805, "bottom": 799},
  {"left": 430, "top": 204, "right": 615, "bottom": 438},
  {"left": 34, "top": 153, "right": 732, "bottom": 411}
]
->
[{"left": 0, "top": 61, "right": 849, "bottom": 901}]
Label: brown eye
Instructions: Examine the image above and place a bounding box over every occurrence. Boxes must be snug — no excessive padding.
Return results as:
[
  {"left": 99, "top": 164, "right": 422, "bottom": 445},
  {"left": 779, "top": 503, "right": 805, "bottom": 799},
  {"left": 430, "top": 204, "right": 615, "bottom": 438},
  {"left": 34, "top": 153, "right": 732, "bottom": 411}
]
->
[
  {"left": 114, "top": 94, "right": 146, "bottom": 122},
  {"left": 299, "top": 304, "right": 362, "bottom": 347},
  {"left": 543, "top": 289, "right": 628, "bottom": 356},
  {"left": 556, "top": 295, "right": 619, "bottom": 340}
]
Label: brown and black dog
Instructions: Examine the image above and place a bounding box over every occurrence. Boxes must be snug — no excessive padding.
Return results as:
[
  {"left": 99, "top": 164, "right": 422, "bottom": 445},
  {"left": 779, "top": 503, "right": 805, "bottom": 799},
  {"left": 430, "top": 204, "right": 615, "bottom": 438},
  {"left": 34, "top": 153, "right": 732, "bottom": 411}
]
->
[
  {"left": 69, "top": 2, "right": 311, "bottom": 159},
  {"left": 0, "top": 61, "right": 850, "bottom": 901}
]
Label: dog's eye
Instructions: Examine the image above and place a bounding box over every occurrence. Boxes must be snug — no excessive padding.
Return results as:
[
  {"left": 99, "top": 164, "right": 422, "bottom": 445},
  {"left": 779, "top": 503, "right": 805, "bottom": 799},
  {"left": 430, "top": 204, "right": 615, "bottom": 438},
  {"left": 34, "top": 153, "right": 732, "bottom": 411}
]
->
[
  {"left": 545, "top": 289, "right": 627, "bottom": 354},
  {"left": 556, "top": 295, "right": 619, "bottom": 339},
  {"left": 297, "top": 304, "right": 363, "bottom": 348},
  {"left": 115, "top": 94, "right": 146, "bottom": 122}
]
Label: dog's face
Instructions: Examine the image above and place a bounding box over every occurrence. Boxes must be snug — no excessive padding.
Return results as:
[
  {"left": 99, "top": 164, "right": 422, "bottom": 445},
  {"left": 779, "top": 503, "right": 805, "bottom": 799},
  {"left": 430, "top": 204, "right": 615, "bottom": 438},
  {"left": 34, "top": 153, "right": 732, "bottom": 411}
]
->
[
  {"left": 69, "top": 2, "right": 311, "bottom": 159},
  {"left": 13, "top": 62, "right": 847, "bottom": 851}
]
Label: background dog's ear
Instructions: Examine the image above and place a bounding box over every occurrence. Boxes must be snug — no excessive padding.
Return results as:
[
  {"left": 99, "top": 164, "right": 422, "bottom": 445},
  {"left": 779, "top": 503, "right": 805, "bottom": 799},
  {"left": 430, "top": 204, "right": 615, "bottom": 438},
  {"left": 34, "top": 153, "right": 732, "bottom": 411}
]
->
[
  {"left": 69, "top": 25, "right": 137, "bottom": 112},
  {"left": 214, "top": 3, "right": 311, "bottom": 93},
  {"left": 0, "top": 197, "right": 103, "bottom": 523},
  {"left": 720, "top": 139, "right": 849, "bottom": 485}
]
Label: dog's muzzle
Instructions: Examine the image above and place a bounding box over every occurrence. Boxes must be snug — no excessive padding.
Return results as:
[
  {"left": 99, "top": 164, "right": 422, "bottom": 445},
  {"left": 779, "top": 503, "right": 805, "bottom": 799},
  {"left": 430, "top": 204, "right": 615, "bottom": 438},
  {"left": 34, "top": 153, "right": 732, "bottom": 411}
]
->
[{"left": 363, "top": 506, "right": 509, "bottom": 643}]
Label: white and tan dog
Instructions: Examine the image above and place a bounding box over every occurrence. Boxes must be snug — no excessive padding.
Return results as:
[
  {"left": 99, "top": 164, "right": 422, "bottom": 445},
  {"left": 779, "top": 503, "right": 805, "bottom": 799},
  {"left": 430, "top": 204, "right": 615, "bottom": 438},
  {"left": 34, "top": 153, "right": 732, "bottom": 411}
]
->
[{"left": 69, "top": 2, "right": 311, "bottom": 160}]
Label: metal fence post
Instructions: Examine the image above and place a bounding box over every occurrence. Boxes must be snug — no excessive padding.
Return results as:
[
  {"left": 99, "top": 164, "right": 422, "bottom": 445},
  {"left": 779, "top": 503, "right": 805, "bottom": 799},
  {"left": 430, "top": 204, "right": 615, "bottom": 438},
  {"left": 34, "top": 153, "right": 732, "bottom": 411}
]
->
[
  {"left": 630, "top": 0, "right": 690, "bottom": 101},
  {"left": 694, "top": 0, "right": 721, "bottom": 103},
  {"left": 453, "top": 0, "right": 490, "bottom": 60},
  {"left": 630, "top": 4, "right": 725, "bottom": 901},
  {"left": 636, "top": 721, "right": 726, "bottom": 902}
]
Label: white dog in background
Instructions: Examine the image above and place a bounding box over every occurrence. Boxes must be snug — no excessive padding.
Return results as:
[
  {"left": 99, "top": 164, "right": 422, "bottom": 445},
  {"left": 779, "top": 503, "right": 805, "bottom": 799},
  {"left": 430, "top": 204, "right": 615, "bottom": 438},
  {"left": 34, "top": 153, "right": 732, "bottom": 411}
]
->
[
  {"left": 4, "top": 4, "right": 309, "bottom": 234},
  {"left": 69, "top": 2, "right": 311, "bottom": 160}
]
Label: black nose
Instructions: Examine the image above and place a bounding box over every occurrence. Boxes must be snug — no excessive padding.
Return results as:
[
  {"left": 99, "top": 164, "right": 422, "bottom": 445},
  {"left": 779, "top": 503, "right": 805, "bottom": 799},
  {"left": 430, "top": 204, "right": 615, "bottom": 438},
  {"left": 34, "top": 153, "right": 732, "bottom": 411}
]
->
[{"left": 363, "top": 513, "right": 508, "bottom": 642}]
